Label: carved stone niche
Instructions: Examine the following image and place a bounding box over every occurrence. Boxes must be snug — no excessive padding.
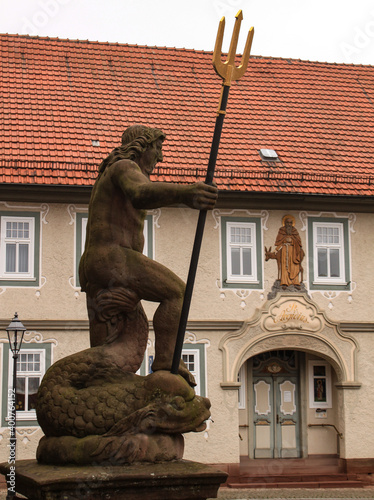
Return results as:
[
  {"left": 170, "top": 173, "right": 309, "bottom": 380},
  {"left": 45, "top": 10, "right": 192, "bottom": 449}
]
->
[{"left": 219, "top": 293, "right": 360, "bottom": 390}]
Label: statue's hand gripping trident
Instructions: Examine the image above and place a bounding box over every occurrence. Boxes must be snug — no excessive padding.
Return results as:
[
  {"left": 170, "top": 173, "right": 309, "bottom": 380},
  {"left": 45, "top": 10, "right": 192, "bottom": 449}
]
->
[{"left": 171, "top": 11, "right": 254, "bottom": 375}]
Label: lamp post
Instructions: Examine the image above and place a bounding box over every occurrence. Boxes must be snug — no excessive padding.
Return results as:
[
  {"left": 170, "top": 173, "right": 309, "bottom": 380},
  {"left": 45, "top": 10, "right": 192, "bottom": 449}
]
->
[{"left": 6, "top": 313, "right": 26, "bottom": 499}]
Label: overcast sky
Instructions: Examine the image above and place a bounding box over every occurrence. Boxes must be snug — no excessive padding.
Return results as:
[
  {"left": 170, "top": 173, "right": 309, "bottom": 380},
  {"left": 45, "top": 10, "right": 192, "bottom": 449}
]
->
[{"left": 1, "top": 0, "right": 374, "bottom": 65}]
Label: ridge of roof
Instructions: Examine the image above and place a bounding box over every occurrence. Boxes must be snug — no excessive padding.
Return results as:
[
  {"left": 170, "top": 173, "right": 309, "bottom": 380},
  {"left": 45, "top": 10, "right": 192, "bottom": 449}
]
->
[
  {"left": 0, "top": 32, "right": 214, "bottom": 56},
  {"left": 1, "top": 32, "right": 373, "bottom": 68}
]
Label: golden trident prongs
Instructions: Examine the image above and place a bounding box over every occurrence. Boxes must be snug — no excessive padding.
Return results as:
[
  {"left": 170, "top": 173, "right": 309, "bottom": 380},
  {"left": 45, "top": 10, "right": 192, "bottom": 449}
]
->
[{"left": 213, "top": 9, "right": 254, "bottom": 85}]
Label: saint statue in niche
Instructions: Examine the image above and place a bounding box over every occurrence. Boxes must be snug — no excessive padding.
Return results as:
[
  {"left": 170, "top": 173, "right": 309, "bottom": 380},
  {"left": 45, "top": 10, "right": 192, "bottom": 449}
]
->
[{"left": 265, "top": 215, "right": 305, "bottom": 289}]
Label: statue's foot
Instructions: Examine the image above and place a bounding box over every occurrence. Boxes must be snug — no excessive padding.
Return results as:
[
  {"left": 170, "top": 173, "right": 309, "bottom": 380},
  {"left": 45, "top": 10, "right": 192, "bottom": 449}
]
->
[
  {"left": 177, "top": 362, "right": 197, "bottom": 388},
  {"left": 151, "top": 359, "right": 196, "bottom": 387}
]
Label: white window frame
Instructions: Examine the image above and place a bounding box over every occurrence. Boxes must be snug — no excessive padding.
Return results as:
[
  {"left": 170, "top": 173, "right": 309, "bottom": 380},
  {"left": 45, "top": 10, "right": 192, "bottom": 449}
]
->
[
  {"left": 7, "top": 348, "right": 46, "bottom": 420},
  {"left": 226, "top": 221, "right": 257, "bottom": 283},
  {"left": 81, "top": 216, "right": 88, "bottom": 254},
  {"left": 143, "top": 216, "right": 150, "bottom": 257},
  {"left": 0, "top": 216, "right": 35, "bottom": 280},
  {"left": 182, "top": 348, "right": 201, "bottom": 396},
  {"left": 312, "top": 222, "right": 345, "bottom": 285},
  {"left": 238, "top": 363, "right": 246, "bottom": 409},
  {"left": 308, "top": 360, "right": 332, "bottom": 408},
  {"left": 135, "top": 344, "right": 150, "bottom": 376}
]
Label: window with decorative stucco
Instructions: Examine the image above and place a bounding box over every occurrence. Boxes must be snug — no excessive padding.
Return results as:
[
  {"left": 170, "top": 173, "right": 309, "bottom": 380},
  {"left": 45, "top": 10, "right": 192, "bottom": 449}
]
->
[
  {"left": 308, "top": 217, "right": 350, "bottom": 291},
  {"left": 182, "top": 344, "right": 206, "bottom": 397},
  {"left": 0, "top": 213, "right": 40, "bottom": 286},
  {"left": 221, "top": 217, "right": 262, "bottom": 289},
  {"left": 2, "top": 343, "right": 51, "bottom": 426},
  {"left": 308, "top": 360, "right": 332, "bottom": 408}
]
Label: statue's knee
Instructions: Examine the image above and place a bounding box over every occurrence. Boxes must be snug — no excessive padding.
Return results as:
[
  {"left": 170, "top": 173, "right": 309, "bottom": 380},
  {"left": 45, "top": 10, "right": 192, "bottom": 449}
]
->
[{"left": 176, "top": 280, "right": 186, "bottom": 300}]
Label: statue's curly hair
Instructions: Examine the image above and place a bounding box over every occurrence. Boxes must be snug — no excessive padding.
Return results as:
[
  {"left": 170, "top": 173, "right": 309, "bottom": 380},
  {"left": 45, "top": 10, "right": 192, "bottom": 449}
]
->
[{"left": 98, "top": 125, "right": 165, "bottom": 175}]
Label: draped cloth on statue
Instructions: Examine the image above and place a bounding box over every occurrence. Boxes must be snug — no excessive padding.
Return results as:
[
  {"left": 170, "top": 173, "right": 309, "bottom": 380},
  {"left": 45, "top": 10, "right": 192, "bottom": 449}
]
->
[{"left": 275, "top": 226, "right": 304, "bottom": 286}]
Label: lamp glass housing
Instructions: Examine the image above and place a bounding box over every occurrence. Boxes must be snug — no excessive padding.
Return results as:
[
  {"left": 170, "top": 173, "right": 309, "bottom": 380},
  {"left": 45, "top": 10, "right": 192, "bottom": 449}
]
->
[{"left": 6, "top": 313, "right": 26, "bottom": 355}]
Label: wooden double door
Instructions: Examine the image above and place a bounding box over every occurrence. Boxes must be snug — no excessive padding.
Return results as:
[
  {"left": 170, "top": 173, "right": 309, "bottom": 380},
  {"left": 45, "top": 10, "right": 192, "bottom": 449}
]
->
[{"left": 252, "top": 351, "right": 300, "bottom": 458}]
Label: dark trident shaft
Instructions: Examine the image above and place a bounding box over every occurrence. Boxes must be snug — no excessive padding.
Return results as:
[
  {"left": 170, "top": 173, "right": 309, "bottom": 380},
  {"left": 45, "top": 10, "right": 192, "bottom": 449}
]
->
[{"left": 171, "top": 85, "right": 230, "bottom": 374}]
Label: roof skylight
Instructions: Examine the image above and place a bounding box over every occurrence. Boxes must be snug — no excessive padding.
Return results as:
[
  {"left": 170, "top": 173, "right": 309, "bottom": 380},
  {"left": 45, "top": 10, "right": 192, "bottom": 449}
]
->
[{"left": 259, "top": 148, "right": 278, "bottom": 161}]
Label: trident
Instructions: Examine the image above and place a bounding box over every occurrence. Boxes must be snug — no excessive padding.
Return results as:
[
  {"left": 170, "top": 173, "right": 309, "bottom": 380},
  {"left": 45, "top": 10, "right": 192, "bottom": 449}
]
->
[{"left": 171, "top": 11, "right": 254, "bottom": 375}]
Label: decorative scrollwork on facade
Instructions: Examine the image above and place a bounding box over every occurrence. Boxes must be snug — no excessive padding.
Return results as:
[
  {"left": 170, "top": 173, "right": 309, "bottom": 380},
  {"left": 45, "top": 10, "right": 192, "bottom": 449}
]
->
[
  {"left": 212, "top": 208, "right": 269, "bottom": 230},
  {"left": 219, "top": 293, "right": 358, "bottom": 385}
]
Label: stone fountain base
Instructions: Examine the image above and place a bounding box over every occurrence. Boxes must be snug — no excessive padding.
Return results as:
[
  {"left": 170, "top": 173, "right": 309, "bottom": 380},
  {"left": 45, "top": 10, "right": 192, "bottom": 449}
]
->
[{"left": 0, "top": 459, "right": 227, "bottom": 500}]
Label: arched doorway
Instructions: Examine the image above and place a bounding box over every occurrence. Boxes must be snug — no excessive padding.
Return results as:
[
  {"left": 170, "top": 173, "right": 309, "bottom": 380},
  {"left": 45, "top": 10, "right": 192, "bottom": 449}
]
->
[
  {"left": 238, "top": 349, "right": 342, "bottom": 460},
  {"left": 219, "top": 293, "right": 360, "bottom": 462}
]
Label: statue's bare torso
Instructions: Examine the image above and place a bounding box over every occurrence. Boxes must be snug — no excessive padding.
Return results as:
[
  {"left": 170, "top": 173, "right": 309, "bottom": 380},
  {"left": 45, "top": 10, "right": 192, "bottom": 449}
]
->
[{"left": 79, "top": 130, "right": 217, "bottom": 380}]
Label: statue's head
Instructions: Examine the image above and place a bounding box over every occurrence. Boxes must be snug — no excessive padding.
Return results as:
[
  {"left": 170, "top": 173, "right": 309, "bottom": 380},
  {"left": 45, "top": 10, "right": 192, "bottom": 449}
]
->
[
  {"left": 120, "top": 125, "right": 166, "bottom": 162},
  {"left": 98, "top": 125, "right": 166, "bottom": 175}
]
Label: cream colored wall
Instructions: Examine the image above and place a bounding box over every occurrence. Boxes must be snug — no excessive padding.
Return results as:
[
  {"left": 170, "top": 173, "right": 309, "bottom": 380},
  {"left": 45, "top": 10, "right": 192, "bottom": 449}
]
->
[
  {"left": 1, "top": 201, "right": 374, "bottom": 465},
  {"left": 148, "top": 208, "right": 374, "bottom": 324},
  {"left": 1, "top": 203, "right": 373, "bottom": 325},
  {"left": 339, "top": 332, "right": 374, "bottom": 458},
  {"left": 306, "top": 354, "right": 339, "bottom": 456},
  {"left": 307, "top": 212, "right": 374, "bottom": 323},
  {"left": 0, "top": 202, "right": 88, "bottom": 322},
  {"left": 187, "top": 330, "right": 239, "bottom": 464}
]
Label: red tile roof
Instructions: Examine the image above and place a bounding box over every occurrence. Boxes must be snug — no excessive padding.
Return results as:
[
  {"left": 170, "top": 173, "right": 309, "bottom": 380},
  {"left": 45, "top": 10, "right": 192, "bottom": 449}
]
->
[{"left": 1, "top": 33, "right": 374, "bottom": 196}]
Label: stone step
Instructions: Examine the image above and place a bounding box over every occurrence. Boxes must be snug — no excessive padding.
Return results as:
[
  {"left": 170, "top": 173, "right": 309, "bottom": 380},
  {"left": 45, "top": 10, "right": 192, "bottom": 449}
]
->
[
  {"left": 227, "top": 479, "right": 366, "bottom": 489},
  {"left": 239, "top": 465, "right": 342, "bottom": 475},
  {"left": 236, "top": 473, "right": 352, "bottom": 483},
  {"left": 240, "top": 456, "right": 340, "bottom": 466},
  {"left": 238, "top": 456, "right": 343, "bottom": 476}
]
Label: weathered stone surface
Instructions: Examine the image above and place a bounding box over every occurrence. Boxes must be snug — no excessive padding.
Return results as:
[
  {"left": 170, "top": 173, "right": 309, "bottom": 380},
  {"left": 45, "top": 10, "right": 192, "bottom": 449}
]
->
[
  {"left": 0, "top": 459, "right": 227, "bottom": 500},
  {"left": 34, "top": 126, "right": 217, "bottom": 466},
  {"left": 36, "top": 356, "right": 210, "bottom": 465}
]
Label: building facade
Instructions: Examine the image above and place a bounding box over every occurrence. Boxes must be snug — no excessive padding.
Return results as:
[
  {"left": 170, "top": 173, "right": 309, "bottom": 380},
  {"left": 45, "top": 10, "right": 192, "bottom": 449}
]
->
[{"left": 0, "top": 34, "right": 373, "bottom": 481}]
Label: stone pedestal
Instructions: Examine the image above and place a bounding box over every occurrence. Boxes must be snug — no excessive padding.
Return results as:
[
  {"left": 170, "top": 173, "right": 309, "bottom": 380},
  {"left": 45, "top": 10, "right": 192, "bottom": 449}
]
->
[{"left": 0, "top": 460, "right": 227, "bottom": 500}]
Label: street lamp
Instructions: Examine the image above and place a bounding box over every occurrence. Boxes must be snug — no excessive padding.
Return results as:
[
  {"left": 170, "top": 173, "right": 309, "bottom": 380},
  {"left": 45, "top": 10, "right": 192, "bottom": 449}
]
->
[{"left": 6, "top": 313, "right": 26, "bottom": 499}]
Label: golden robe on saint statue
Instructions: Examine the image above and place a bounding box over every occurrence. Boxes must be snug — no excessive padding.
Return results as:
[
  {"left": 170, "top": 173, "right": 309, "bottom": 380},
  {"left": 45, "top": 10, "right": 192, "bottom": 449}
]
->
[{"left": 274, "top": 218, "right": 304, "bottom": 287}]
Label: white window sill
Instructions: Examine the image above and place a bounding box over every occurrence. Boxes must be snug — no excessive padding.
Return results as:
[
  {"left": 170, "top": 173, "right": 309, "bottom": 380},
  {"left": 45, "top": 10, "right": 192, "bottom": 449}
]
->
[
  {"left": 309, "top": 403, "right": 332, "bottom": 409},
  {"left": 5, "top": 411, "right": 37, "bottom": 421},
  {"left": 312, "top": 280, "right": 347, "bottom": 286},
  {"left": 0, "top": 276, "right": 36, "bottom": 281},
  {"left": 226, "top": 279, "right": 259, "bottom": 284}
]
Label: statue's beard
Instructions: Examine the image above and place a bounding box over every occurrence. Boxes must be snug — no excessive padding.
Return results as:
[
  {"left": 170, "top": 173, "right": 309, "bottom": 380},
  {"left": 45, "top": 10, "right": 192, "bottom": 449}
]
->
[{"left": 286, "top": 226, "right": 292, "bottom": 235}]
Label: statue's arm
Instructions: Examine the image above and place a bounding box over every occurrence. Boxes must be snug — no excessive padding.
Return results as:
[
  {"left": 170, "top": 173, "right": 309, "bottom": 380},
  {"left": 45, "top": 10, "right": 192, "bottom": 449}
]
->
[{"left": 113, "top": 161, "right": 217, "bottom": 210}]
